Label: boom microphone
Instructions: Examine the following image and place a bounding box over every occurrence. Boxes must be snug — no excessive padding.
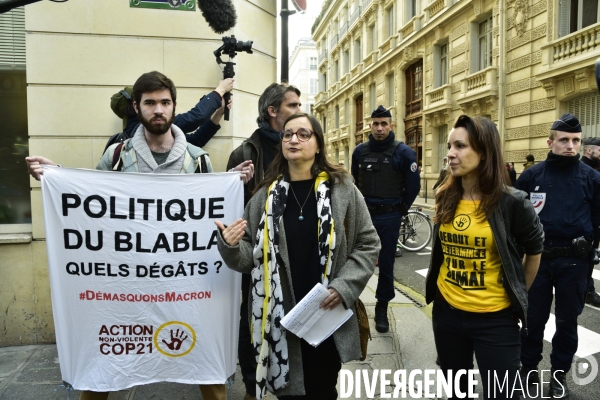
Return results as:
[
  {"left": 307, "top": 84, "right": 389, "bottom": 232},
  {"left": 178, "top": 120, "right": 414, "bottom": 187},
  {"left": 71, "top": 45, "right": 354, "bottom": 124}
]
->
[
  {"left": 197, "top": 0, "right": 237, "bottom": 34},
  {"left": 0, "top": 0, "right": 43, "bottom": 14}
]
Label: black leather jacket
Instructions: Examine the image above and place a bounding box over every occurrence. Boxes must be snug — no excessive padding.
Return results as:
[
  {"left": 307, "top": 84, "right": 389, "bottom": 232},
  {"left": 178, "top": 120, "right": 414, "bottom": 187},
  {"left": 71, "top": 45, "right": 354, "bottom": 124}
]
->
[{"left": 425, "top": 187, "right": 544, "bottom": 329}]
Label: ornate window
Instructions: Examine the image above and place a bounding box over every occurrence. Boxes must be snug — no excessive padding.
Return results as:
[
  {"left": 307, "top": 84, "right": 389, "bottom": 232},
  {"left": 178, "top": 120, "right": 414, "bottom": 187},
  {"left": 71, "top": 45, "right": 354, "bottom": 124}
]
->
[
  {"left": 439, "top": 43, "right": 448, "bottom": 87},
  {"left": 354, "top": 38, "right": 361, "bottom": 65},
  {"left": 386, "top": 4, "right": 395, "bottom": 38},
  {"left": 478, "top": 16, "right": 493, "bottom": 71},
  {"left": 387, "top": 73, "right": 395, "bottom": 108},
  {"left": 345, "top": 98, "right": 350, "bottom": 125},
  {"left": 559, "top": 0, "right": 600, "bottom": 37},
  {"left": 369, "top": 83, "right": 376, "bottom": 112},
  {"left": 405, "top": 60, "right": 423, "bottom": 117}
]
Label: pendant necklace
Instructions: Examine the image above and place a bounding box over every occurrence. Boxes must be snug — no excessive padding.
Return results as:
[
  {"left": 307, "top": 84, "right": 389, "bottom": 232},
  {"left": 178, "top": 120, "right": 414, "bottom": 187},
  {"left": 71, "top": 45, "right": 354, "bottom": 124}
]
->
[{"left": 289, "top": 181, "right": 313, "bottom": 221}]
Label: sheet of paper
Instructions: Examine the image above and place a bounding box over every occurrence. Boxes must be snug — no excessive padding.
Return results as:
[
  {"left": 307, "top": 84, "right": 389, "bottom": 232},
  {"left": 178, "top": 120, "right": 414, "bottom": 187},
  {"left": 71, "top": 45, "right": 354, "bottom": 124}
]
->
[{"left": 281, "top": 283, "right": 353, "bottom": 347}]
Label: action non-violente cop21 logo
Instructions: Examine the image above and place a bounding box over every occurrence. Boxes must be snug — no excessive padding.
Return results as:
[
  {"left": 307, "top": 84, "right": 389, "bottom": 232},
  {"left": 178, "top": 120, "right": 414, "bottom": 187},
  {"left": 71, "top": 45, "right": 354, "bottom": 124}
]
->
[{"left": 98, "top": 322, "right": 196, "bottom": 358}]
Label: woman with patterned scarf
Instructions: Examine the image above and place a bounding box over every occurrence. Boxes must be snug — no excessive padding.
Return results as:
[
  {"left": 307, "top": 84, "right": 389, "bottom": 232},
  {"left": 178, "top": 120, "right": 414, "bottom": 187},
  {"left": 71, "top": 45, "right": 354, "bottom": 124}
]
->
[{"left": 216, "top": 113, "right": 380, "bottom": 400}]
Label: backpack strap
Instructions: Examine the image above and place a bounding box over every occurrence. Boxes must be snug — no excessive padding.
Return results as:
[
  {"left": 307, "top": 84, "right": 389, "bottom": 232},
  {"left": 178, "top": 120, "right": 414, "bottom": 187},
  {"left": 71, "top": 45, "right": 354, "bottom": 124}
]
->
[
  {"left": 111, "top": 142, "right": 125, "bottom": 171},
  {"left": 103, "top": 123, "right": 140, "bottom": 153},
  {"left": 200, "top": 154, "right": 208, "bottom": 173},
  {"left": 183, "top": 144, "right": 210, "bottom": 174},
  {"left": 191, "top": 154, "right": 208, "bottom": 173}
]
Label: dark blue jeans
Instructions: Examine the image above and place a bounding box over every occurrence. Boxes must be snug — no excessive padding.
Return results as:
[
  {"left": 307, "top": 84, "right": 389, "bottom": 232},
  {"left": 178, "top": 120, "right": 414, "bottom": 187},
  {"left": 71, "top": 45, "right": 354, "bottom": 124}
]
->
[
  {"left": 432, "top": 297, "right": 521, "bottom": 400},
  {"left": 371, "top": 211, "right": 402, "bottom": 302},
  {"left": 239, "top": 273, "right": 257, "bottom": 396},
  {"left": 520, "top": 255, "right": 588, "bottom": 372}
]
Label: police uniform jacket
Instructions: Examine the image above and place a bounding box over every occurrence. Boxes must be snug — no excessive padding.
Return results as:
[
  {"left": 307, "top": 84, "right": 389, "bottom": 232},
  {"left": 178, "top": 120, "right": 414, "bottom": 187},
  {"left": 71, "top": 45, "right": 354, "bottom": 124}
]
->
[
  {"left": 425, "top": 187, "right": 545, "bottom": 327},
  {"left": 350, "top": 132, "right": 420, "bottom": 209},
  {"left": 582, "top": 155, "right": 600, "bottom": 171},
  {"left": 515, "top": 152, "right": 600, "bottom": 241}
]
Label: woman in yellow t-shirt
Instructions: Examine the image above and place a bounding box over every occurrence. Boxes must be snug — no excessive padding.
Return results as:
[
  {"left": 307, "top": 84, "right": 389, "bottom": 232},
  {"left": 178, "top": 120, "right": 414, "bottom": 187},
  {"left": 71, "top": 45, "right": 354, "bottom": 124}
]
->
[{"left": 425, "top": 115, "right": 544, "bottom": 399}]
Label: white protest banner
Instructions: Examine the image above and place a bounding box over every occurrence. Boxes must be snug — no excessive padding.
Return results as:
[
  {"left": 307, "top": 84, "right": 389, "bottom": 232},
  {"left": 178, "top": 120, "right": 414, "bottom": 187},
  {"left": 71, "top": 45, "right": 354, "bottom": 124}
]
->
[{"left": 41, "top": 166, "right": 242, "bottom": 391}]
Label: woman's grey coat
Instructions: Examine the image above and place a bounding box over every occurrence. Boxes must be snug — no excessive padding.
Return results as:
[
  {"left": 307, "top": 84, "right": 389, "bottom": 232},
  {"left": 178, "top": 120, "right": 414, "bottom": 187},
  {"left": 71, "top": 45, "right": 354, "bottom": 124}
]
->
[{"left": 217, "top": 175, "right": 380, "bottom": 396}]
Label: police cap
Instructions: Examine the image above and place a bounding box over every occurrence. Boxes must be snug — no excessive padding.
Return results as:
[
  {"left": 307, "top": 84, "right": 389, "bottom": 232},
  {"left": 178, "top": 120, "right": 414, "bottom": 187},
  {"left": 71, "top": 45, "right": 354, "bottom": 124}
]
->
[
  {"left": 371, "top": 105, "right": 392, "bottom": 118},
  {"left": 551, "top": 113, "right": 582, "bottom": 133},
  {"left": 583, "top": 137, "right": 600, "bottom": 146}
]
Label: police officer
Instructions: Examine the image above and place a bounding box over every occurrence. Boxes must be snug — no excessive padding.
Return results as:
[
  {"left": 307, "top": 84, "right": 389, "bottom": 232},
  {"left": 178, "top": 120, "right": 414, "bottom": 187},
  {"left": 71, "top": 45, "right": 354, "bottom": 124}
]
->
[
  {"left": 351, "top": 105, "right": 420, "bottom": 332},
  {"left": 581, "top": 137, "right": 600, "bottom": 307},
  {"left": 516, "top": 113, "right": 600, "bottom": 399}
]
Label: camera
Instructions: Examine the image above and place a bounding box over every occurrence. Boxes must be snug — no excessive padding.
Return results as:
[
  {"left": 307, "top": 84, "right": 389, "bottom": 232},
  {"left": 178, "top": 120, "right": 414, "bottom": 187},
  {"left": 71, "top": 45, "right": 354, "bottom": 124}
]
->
[
  {"left": 219, "top": 36, "right": 253, "bottom": 58},
  {"left": 214, "top": 35, "right": 253, "bottom": 64},
  {"left": 214, "top": 35, "right": 253, "bottom": 121}
]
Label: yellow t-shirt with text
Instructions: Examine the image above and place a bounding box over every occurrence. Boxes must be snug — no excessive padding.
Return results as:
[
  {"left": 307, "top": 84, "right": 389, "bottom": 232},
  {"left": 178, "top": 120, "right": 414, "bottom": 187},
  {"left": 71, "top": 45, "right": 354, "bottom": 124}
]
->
[{"left": 436, "top": 200, "right": 511, "bottom": 312}]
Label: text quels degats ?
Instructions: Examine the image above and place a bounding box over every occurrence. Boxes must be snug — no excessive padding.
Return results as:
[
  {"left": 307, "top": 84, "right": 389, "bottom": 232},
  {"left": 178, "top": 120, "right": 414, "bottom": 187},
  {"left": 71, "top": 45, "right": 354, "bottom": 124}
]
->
[{"left": 65, "top": 260, "right": 223, "bottom": 278}]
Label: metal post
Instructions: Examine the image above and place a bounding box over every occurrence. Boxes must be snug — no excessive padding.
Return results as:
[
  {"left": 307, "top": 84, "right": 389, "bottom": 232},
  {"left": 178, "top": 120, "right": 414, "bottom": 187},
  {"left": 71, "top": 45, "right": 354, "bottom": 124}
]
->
[{"left": 280, "top": 0, "right": 296, "bottom": 83}]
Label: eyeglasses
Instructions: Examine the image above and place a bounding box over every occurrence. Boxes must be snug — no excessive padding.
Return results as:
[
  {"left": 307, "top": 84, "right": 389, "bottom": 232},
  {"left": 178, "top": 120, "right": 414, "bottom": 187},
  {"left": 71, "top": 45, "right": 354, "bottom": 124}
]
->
[{"left": 280, "top": 128, "right": 314, "bottom": 142}]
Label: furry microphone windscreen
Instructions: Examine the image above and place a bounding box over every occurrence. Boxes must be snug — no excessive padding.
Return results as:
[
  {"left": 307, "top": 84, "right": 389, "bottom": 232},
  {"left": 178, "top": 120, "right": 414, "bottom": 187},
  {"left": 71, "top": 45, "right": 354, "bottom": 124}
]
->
[{"left": 197, "top": 0, "right": 237, "bottom": 34}]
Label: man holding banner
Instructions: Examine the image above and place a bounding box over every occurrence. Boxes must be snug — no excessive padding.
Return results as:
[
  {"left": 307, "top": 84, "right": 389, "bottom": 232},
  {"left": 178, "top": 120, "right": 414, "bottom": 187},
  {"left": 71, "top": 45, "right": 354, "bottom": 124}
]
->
[{"left": 26, "top": 71, "right": 253, "bottom": 400}]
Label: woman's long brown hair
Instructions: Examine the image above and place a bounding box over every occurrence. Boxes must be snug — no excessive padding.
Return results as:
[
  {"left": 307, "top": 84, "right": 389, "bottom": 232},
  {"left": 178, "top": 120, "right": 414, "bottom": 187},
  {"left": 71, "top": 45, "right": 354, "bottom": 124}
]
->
[
  {"left": 254, "top": 113, "right": 349, "bottom": 194},
  {"left": 434, "top": 115, "right": 510, "bottom": 224}
]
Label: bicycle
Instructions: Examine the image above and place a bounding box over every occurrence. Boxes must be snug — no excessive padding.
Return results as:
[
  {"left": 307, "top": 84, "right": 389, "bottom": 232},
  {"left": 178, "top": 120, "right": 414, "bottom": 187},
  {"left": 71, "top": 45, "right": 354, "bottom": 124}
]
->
[{"left": 396, "top": 207, "right": 433, "bottom": 256}]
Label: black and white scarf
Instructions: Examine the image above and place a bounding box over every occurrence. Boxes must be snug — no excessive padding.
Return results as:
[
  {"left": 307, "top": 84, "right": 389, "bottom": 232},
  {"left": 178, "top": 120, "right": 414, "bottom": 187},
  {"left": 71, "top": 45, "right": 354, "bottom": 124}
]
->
[{"left": 251, "top": 172, "right": 336, "bottom": 399}]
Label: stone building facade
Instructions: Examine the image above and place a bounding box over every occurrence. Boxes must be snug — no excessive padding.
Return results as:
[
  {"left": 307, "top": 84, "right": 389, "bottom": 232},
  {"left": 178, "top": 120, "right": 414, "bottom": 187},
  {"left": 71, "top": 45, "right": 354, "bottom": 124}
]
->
[
  {"left": 0, "top": 0, "right": 276, "bottom": 346},
  {"left": 289, "top": 38, "right": 319, "bottom": 114},
  {"left": 312, "top": 0, "right": 600, "bottom": 198}
]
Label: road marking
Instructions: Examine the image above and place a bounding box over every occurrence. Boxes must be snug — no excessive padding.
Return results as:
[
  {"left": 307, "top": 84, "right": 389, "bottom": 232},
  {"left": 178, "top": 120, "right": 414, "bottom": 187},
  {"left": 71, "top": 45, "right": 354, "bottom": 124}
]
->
[
  {"left": 426, "top": 247, "right": 432, "bottom": 250},
  {"left": 593, "top": 269, "right": 600, "bottom": 281},
  {"left": 544, "top": 313, "right": 600, "bottom": 358},
  {"left": 417, "top": 252, "right": 431, "bottom": 256},
  {"left": 587, "top": 301, "right": 600, "bottom": 311},
  {"left": 416, "top": 268, "right": 428, "bottom": 278}
]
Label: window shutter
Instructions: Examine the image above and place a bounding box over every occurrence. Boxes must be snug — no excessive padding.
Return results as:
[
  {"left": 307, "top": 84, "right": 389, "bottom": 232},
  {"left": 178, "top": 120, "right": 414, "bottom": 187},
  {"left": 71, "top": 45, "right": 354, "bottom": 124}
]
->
[
  {"left": 558, "top": 0, "right": 571, "bottom": 37},
  {"left": 569, "top": 93, "right": 600, "bottom": 138},
  {"left": 0, "top": 7, "right": 25, "bottom": 67}
]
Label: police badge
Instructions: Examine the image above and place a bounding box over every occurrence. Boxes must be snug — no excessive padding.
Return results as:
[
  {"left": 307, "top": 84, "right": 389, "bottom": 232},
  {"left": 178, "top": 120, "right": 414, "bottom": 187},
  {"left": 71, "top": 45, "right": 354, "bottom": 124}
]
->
[{"left": 529, "top": 192, "right": 546, "bottom": 214}]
